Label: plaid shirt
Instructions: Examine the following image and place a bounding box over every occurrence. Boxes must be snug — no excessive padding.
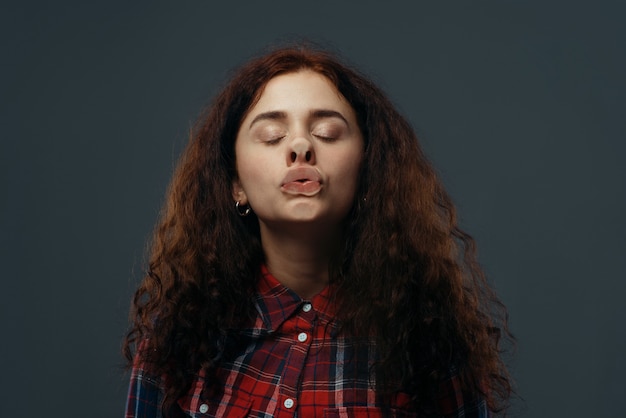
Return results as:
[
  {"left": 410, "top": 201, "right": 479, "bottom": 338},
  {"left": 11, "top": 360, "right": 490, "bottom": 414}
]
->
[{"left": 126, "top": 266, "right": 489, "bottom": 417}]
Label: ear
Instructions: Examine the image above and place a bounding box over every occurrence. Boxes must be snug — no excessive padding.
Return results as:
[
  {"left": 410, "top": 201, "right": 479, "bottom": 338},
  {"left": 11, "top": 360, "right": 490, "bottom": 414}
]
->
[{"left": 232, "top": 178, "right": 248, "bottom": 205}]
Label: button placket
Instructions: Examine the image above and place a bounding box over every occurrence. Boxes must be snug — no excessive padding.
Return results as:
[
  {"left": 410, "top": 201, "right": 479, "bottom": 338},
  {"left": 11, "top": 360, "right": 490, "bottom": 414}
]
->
[{"left": 275, "top": 300, "right": 317, "bottom": 416}]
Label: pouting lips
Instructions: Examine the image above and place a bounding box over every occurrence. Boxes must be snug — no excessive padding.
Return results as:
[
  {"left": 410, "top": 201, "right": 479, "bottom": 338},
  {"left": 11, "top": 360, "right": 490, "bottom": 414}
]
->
[{"left": 281, "top": 167, "right": 322, "bottom": 195}]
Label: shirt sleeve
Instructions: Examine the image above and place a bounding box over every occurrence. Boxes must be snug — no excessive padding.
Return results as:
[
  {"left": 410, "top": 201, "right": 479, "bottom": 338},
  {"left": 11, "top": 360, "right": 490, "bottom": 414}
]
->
[{"left": 125, "top": 356, "right": 164, "bottom": 418}]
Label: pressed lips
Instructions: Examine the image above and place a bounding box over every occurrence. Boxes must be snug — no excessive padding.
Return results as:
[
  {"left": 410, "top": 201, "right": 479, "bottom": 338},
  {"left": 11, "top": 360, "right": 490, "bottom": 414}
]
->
[{"left": 280, "top": 166, "right": 323, "bottom": 196}]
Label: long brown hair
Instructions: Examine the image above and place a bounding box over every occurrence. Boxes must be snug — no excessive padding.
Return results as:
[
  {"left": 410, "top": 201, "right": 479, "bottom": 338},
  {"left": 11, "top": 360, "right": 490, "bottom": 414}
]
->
[{"left": 124, "top": 45, "right": 513, "bottom": 415}]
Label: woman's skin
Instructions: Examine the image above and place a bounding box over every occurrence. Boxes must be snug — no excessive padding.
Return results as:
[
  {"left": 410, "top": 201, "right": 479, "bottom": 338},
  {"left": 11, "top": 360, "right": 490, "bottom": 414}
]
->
[{"left": 232, "top": 71, "right": 364, "bottom": 299}]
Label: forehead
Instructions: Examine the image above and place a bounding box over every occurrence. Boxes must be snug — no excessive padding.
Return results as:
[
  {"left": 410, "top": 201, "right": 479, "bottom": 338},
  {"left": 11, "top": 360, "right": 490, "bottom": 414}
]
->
[{"left": 248, "top": 70, "right": 353, "bottom": 115}]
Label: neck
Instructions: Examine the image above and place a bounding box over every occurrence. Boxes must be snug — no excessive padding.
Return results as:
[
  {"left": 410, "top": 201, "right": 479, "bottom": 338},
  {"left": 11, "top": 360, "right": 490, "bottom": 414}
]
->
[{"left": 259, "top": 222, "right": 340, "bottom": 299}]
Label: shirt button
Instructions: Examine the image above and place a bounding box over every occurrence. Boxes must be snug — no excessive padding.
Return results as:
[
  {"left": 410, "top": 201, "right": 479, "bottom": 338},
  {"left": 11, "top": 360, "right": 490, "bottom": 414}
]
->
[
  {"left": 199, "top": 404, "right": 209, "bottom": 413},
  {"left": 302, "top": 303, "right": 312, "bottom": 312},
  {"left": 297, "top": 332, "right": 308, "bottom": 342},
  {"left": 284, "top": 398, "right": 295, "bottom": 409}
]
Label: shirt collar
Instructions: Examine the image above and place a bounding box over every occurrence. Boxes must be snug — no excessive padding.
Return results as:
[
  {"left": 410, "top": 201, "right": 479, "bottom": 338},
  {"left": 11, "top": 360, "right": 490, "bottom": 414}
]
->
[{"left": 255, "top": 265, "right": 336, "bottom": 333}]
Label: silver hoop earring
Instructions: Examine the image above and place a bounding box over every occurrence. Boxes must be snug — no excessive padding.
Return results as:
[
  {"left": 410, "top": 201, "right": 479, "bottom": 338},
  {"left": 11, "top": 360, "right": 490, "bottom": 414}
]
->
[{"left": 235, "top": 201, "right": 251, "bottom": 217}]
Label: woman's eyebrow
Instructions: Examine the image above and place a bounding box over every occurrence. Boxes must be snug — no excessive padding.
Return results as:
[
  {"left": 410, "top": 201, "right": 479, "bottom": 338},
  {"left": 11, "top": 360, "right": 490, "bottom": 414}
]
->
[
  {"left": 248, "top": 111, "right": 287, "bottom": 129},
  {"left": 310, "top": 109, "right": 348, "bottom": 124}
]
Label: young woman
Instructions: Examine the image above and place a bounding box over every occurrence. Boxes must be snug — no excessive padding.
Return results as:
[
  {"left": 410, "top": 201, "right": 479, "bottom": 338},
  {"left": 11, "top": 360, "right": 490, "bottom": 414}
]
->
[{"left": 124, "top": 46, "right": 513, "bottom": 417}]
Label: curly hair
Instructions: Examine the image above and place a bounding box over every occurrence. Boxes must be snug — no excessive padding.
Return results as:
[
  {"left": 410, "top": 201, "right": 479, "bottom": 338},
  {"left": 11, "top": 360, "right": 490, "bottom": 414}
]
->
[{"left": 124, "top": 45, "right": 513, "bottom": 416}]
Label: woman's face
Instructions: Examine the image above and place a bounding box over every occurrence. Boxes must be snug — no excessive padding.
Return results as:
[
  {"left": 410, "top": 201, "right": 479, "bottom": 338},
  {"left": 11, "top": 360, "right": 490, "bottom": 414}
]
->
[{"left": 233, "top": 70, "right": 364, "bottom": 233}]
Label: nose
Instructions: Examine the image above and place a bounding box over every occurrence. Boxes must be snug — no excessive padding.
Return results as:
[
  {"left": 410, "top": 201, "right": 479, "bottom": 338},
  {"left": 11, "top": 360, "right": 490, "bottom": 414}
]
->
[{"left": 287, "top": 136, "right": 316, "bottom": 165}]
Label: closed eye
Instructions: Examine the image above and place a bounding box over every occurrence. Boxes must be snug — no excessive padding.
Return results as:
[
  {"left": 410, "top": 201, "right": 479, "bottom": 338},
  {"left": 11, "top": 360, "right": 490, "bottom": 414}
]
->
[
  {"left": 265, "top": 136, "right": 284, "bottom": 145},
  {"left": 314, "top": 134, "right": 338, "bottom": 142},
  {"left": 311, "top": 121, "right": 344, "bottom": 142}
]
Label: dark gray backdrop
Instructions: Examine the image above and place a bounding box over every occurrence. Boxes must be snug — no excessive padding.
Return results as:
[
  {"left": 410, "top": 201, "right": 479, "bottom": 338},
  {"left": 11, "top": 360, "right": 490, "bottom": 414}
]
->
[{"left": 2, "top": 1, "right": 624, "bottom": 417}]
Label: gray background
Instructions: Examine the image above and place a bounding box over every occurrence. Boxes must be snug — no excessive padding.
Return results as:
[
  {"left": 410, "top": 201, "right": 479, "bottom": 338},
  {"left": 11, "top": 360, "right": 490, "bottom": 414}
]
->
[{"left": 2, "top": 1, "right": 624, "bottom": 417}]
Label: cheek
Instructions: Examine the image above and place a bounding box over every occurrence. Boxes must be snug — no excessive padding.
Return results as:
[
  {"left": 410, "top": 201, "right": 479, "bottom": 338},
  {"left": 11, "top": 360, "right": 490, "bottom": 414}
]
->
[
  {"left": 236, "top": 152, "right": 273, "bottom": 191},
  {"left": 342, "top": 150, "right": 364, "bottom": 188},
  {"left": 328, "top": 158, "right": 362, "bottom": 207},
  {"left": 346, "top": 164, "right": 362, "bottom": 195}
]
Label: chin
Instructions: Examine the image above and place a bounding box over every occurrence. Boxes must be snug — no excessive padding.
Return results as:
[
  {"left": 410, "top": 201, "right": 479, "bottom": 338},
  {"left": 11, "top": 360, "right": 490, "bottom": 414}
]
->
[
  {"left": 286, "top": 201, "right": 322, "bottom": 219},
  {"left": 287, "top": 212, "right": 322, "bottom": 223}
]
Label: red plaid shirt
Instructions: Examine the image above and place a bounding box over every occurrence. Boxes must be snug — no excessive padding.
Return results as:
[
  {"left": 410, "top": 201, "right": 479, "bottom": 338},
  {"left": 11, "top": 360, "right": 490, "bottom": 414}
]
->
[{"left": 126, "top": 266, "right": 488, "bottom": 417}]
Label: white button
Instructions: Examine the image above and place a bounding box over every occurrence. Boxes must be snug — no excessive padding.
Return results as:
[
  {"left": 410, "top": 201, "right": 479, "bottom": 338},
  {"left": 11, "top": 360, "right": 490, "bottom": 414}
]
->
[
  {"left": 302, "top": 303, "right": 312, "bottom": 312},
  {"left": 297, "top": 332, "right": 308, "bottom": 342},
  {"left": 284, "top": 398, "right": 295, "bottom": 409},
  {"left": 199, "top": 404, "right": 209, "bottom": 413}
]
